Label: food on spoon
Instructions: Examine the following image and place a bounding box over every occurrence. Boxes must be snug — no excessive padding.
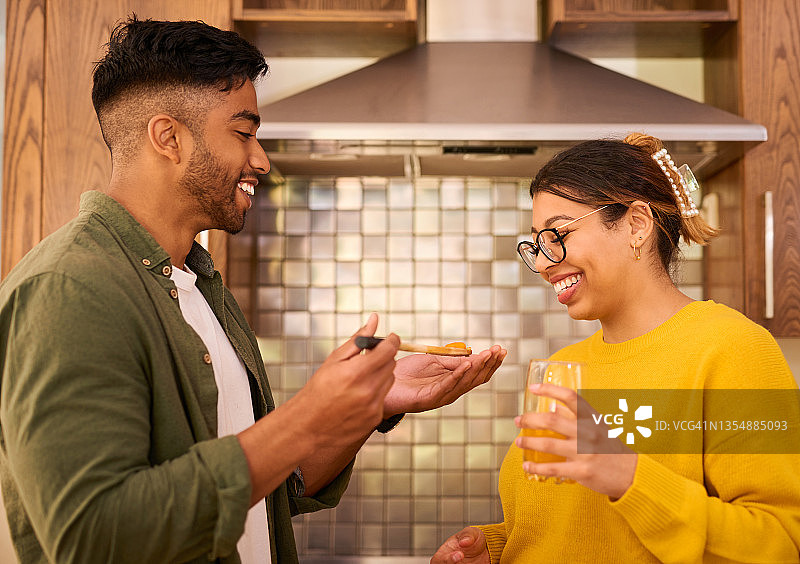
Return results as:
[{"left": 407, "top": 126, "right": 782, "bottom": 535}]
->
[{"left": 446, "top": 342, "right": 468, "bottom": 349}]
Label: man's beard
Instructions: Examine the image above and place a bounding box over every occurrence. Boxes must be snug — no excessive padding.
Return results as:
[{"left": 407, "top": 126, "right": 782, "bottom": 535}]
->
[{"left": 178, "top": 137, "right": 247, "bottom": 234}]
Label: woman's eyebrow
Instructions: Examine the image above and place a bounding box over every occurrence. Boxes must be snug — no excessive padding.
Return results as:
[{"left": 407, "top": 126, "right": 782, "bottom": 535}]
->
[
  {"left": 544, "top": 214, "right": 575, "bottom": 228},
  {"left": 531, "top": 214, "right": 575, "bottom": 235}
]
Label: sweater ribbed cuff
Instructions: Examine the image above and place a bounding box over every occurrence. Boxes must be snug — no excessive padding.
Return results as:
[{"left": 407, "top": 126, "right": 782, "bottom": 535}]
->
[
  {"left": 609, "top": 453, "right": 705, "bottom": 539},
  {"left": 475, "top": 523, "right": 506, "bottom": 564}
]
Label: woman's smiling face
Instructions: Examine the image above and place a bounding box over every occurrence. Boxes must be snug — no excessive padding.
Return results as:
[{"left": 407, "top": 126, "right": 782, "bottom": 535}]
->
[{"left": 530, "top": 192, "right": 630, "bottom": 322}]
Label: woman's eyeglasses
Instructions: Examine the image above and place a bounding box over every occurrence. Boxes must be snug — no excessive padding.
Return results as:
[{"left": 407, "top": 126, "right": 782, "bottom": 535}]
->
[{"left": 517, "top": 206, "right": 608, "bottom": 273}]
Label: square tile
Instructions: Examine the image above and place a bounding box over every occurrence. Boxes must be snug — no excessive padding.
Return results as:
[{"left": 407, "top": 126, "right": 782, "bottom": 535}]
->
[
  {"left": 286, "top": 236, "right": 309, "bottom": 260},
  {"left": 386, "top": 524, "right": 412, "bottom": 553},
  {"left": 337, "top": 210, "right": 361, "bottom": 232},
  {"left": 310, "top": 210, "right": 334, "bottom": 234},
  {"left": 413, "top": 444, "right": 440, "bottom": 469},
  {"left": 309, "top": 235, "right": 335, "bottom": 259},
  {"left": 282, "top": 261, "right": 308, "bottom": 286},
  {"left": 467, "top": 210, "right": 492, "bottom": 234},
  {"left": 336, "top": 262, "right": 360, "bottom": 285},
  {"left": 388, "top": 179, "right": 413, "bottom": 209},
  {"left": 310, "top": 261, "right": 335, "bottom": 287},
  {"left": 414, "top": 236, "right": 440, "bottom": 260},
  {"left": 363, "top": 235, "right": 387, "bottom": 258},
  {"left": 440, "top": 286, "right": 466, "bottom": 312},
  {"left": 415, "top": 261, "right": 440, "bottom": 286},
  {"left": 336, "top": 234, "right": 362, "bottom": 261},
  {"left": 387, "top": 471, "right": 412, "bottom": 497},
  {"left": 415, "top": 209, "right": 440, "bottom": 234},
  {"left": 389, "top": 210, "right": 413, "bottom": 232},
  {"left": 493, "top": 209, "right": 519, "bottom": 235},
  {"left": 362, "top": 209, "right": 387, "bottom": 234},
  {"left": 414, "top": 287, "right": 440, "bottom": 312},
  {"left": 361, "top": 260, "right": 387, "bottom": 286},
  {"left": 466, "top": 235, "right": 493, "bottom": 261},
  {"left": 467, "top": 185, "right": 492, "bottom": 210},
  {"left": 440, "top": 178, "right": 465, "bottom": 209},
  {"left": 284, "top": 287, "right": 307, "bottom": 311},
  {"left": 413, "top": 498, "right": 438, "bottom": 522},
  {"left": 336, "top": 179, "right": 363, "bottom": 210},
  {"left": 441, "top": 210, "right": 465, "bottom": 233},
  {"left": 413, "top": 472, "right": 438, "bottom": 497},
  {"left": 309, "top": 184, "right": 335, "bottom": 210},
  {"left": 388, "top": 235, "right": 413, "bottom": 259},
  {"left": 258, "top": 235, "right": 283, "bottom": 259},
  {"left": 284, "top": 210, "right": 310, "bottom": 234},
  {"left": 467, "top": 287, "right": 492, "bottom": 312},
  {"left": 336, "top": 286, "right": 362, "bottom": 313},
  {"left": 415, "top": 180, "right": 440, "bottom": 208},
  {"left": 493, "top": 313, "right": 520, "bottom": 339},
  {"left": 493, "top": 261, "right": 520, "bottom": 287},
  {"left": 388, "top": 263, "right": 414, "bottom": 286},
  {"left": 494, "top": 181, "right": 519, "bottom": 208}
]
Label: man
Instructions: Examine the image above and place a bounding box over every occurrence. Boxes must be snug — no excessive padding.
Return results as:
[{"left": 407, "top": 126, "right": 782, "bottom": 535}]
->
[{"left": 0, "top": 17, "right": 505, "bottom": 564}]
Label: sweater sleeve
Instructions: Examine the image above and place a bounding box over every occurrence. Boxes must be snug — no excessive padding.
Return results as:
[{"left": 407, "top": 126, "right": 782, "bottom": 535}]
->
[
  {"left": 609, "top": 322, "right": 800, "bottom": 564},
  {"left": 475, "top": 523, "right": 507, "bottom": 564},
  {"left": 611, "top": 453, "right": 800, "bottom": 563}
]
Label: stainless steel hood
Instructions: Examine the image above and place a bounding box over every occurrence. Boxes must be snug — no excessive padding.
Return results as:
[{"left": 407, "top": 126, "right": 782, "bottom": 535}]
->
[{"left": 257, "top": 42, "right": 766, "bottom": 180}]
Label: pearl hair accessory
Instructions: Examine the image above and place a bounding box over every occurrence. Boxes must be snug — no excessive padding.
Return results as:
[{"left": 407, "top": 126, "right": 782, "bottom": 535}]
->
[{"left": 651, "top": 148, "right": 700, "bottom": 218}]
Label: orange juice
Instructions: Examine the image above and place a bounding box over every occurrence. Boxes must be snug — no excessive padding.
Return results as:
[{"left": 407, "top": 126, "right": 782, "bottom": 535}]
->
[
  {"left": 522, "top": 428, "right": 567, "bottom": 465},
  {"left": 522, "top": 360, "right": 582, "bottom": 483}
]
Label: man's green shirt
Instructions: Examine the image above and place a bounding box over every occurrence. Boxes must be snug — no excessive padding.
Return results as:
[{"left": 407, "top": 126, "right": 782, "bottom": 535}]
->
[{"left": 0, "top": 191, "right": 351, "bottom": 563}]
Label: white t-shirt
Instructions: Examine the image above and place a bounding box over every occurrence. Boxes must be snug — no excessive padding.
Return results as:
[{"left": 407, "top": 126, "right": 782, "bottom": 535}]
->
[{"left": 171, "top": 265, "right": 270, "bottom": 564}]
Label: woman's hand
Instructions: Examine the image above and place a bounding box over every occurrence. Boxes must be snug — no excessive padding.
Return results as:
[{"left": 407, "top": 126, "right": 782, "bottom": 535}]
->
[
  {"left": 431, "top": 527, "right": 490, "bottom": 564},
  {"left": 383, "top": 346, "right": 506, "bottom": 416},
  {"left": 515, "top": 383, "right": 638, "bottom": 500}
]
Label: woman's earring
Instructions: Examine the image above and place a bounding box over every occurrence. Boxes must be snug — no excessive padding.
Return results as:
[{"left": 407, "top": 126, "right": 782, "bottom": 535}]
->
[{"left": 633, "top": 244, "right": 642, "bottom": 260}]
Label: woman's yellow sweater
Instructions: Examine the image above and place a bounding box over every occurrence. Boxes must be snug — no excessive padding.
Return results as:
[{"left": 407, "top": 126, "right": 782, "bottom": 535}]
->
[{"left": 478, "top": 301, "right": 800, "bottom": 563}]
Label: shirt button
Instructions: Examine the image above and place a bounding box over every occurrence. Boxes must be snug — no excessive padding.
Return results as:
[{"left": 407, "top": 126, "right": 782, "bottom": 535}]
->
[
  {"left": 169, "top": 289, "right": 178, "bottom": 299},
  {"left": 142, "top": 258, "right": 151, "bottom": 266},
  {"left": 203, "top": 353, "right": 212, "bottom": 364},
  {"left": 162, "top": 265, "right": 172, "bottom": 276}
]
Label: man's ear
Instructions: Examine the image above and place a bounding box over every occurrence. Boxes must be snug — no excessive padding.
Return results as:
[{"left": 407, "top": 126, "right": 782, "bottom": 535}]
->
[
  {"left": 628, "top": 200, "right": 655, "bottom": 247},
  {"left": 147, "top": 114, "right": 189, "bottom": 164}
]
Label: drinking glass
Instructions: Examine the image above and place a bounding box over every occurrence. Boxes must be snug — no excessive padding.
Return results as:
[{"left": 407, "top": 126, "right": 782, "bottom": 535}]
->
[{"left": 522, "top": 359, "right": 582, "bottom": 482}]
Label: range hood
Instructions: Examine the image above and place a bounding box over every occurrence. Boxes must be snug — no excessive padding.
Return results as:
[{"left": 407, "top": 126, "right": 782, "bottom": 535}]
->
[{"left": 257, "top": 42, "right": 766, "bottom": 180}]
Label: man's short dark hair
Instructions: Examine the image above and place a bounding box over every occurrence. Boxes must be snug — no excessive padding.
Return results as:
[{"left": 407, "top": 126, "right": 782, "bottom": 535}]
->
[{"left": 92, "top": 15, "right": 269, "bottom": 161}]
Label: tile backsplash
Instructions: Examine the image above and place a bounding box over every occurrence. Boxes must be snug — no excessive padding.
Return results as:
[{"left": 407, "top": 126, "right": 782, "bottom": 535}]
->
[{"left": 227, "top": 176, "right": 703, "bottom": 557}]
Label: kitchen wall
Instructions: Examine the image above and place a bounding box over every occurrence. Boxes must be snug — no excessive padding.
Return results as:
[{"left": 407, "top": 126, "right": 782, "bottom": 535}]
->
[{"left": 225, "top": 176, "right": 705, "bottom": 557}]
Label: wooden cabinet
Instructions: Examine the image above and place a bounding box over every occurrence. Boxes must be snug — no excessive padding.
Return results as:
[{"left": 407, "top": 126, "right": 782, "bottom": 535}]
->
[
  {"left": 704, "top": 0, "right": 800, "bottom": 336},
  {"left": 3, "top": 1, "right": 234, "bottom": 279},
  {"left": 546, "top": 0, "right": 737, "bottom": 57},
  {"left": 545, "top": 0, "right": 800, "bottom": 337},
  {"left": 232, "top": 0, "right": 419, "bottom": 57}
]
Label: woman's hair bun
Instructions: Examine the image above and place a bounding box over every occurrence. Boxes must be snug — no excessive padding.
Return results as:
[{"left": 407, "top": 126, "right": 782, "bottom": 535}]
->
[{"left": 623, "top": 132, "right": 663, "bottom": 155}]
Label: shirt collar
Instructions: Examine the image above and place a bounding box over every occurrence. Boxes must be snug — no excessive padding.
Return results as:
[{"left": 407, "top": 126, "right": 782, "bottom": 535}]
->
[
  {"left": 185, "top": 241, "right": 216, "bottom": 279},
  {"left": 79, "top": 191, "right": 216, "bottom": 277}
]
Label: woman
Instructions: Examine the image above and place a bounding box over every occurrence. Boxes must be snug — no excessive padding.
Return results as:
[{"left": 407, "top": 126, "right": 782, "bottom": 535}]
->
[{"left": 432, "top": 133, "right": 800, "bottom": 563}]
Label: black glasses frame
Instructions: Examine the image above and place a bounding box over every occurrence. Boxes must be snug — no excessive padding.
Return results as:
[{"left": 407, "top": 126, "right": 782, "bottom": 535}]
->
[
  {"left": 517, "top": 231, "right": 566, "bottom": 273},
  {"left": 517, "top": 205, "right": 609, "bottom": 273}
]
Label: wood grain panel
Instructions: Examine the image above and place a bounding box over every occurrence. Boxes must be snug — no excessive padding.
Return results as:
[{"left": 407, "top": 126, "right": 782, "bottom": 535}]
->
[
  {"left": 4, "top": 1, "right": 232, "bottom": 278},
  {"left": 703, "top": 163, "right": 744, "bottom": 310},
  {"left": 702, "top": 13, "right": 742, "bottom": 310},
  {"left": 2, "top": 0, "right": 45, "bottom": 277},
  {"left": 42, "top": 0, "right": 233, "bottom": 239},
  {"left": 739, "top": 0, "right": 800, "bottom": 335}
]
